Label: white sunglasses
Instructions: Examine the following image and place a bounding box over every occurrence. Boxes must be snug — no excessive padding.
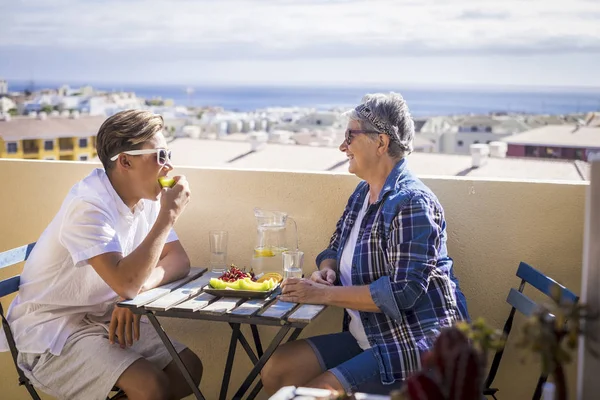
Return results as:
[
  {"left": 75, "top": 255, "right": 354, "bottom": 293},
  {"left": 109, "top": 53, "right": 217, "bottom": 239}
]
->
[{"left": 110, "top": 148, "right": 172, "bottom": 166}]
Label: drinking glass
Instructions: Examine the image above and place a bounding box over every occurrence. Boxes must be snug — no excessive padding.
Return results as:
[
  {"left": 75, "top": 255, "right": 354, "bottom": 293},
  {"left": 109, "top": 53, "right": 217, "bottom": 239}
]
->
[
  {"left": 209, "top": 230, "right": 228, "bottom": 273},
  {"left": 282, "top": 250, "right": 304, "bottom": 279}
]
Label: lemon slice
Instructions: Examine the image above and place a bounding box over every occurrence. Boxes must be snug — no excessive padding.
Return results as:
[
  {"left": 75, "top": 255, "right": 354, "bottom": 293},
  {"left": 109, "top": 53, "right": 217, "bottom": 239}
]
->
[{"left": 254, "top": 248, "right": 275, "bottom": 257}]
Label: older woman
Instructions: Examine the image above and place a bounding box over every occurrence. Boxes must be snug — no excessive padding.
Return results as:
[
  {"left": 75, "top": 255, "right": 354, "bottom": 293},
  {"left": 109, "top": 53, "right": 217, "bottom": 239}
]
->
[{"left": 261, "top": 92, "right": 469, "bottom": 396}]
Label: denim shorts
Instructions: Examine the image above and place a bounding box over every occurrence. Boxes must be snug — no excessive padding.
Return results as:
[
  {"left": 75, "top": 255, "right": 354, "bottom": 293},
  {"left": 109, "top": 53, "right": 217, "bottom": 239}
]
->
[{"left": 305, "top": 331, "right": 403, "bottom": 395}]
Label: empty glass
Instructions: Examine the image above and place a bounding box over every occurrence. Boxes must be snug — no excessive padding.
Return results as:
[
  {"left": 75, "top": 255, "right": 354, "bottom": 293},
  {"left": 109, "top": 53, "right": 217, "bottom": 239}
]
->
[
  {"left": 209, "top": 230, "right": 228, "bottom": 273},
  {"left": 282, "top": 250, "right": 304, "bottom": 279}
]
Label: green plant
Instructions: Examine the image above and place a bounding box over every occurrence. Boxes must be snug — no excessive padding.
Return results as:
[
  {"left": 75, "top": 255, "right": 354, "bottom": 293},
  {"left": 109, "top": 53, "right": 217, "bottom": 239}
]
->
[
  {"left": 389, "top": 319, "right": 504, "bottom": 400},
  {"left": 40, "top": 105, "right": 53, "bottom": 113},
  {"left": 456, "top": 317, "right": 506, "bottom": 356}
]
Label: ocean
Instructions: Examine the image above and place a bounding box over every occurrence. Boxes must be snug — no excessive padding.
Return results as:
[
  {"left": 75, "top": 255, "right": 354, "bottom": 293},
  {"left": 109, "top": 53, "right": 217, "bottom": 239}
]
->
[{"left": 7, "top": 81, "right": 600, "bottom": 117}]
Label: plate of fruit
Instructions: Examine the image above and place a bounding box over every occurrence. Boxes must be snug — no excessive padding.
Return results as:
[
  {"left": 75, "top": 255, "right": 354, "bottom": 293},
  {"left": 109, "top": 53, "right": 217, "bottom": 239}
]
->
[{"left": 204, "top": 265, "right": 284, "bottom": 299}]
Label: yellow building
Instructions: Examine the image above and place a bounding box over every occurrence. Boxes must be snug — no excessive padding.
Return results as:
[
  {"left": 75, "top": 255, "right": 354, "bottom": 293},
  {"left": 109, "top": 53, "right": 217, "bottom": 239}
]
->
[{"left": 0, "top": 115, "right": 105, "bottom": 161}]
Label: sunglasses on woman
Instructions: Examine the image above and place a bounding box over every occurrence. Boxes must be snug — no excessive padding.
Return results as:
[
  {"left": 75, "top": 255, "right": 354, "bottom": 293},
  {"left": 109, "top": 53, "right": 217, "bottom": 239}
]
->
[
  {"left": 110, "top": 148, "right": 172, "bottom": 166},
  {"left": 344, "top": 129, "right": 380, "bottom": 145}
]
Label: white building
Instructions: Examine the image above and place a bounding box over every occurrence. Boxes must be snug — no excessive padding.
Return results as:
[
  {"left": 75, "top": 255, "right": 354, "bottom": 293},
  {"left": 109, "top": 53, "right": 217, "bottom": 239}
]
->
[
  {"left": 451, "top": 116, "right": 530, "bottom": 154},
  {"left": 0, "top": 97, "right": 16, "bottom": 113},
  {"left": 418, "top": 115, "right": 531, "bottom": 155},
  {"left": 0, "top": 80, "right": 7, "bottom": 95}
]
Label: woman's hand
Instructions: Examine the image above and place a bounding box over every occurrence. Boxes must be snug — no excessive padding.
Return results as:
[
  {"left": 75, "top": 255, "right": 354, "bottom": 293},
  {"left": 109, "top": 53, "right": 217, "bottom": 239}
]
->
[
  {"left": 109, "top": 305, "right": 141, "bottom": 348},
  {"left": 279, "top": 278, "right": 331, "bottom": 304},
  {"left": 310, "top": 268, "right": 337, "bottom": 286}
]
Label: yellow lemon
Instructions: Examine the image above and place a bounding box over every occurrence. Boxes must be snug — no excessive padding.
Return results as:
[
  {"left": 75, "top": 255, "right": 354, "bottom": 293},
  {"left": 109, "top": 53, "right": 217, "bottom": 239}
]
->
[{"left": 254, "top": 248, "right": 275, "bottom": 258}]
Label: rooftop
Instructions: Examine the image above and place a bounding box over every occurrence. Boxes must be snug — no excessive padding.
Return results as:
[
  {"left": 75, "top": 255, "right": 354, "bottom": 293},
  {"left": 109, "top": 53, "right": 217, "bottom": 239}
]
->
[
  {"left": 164, "top": 138, "right": 589, "bottom": 181},
  {"left": 0, "top": 116, "right": 105, "bottom": 140},
  {"left": 502, "top": 124, "right": 600, "bottom": 148}
]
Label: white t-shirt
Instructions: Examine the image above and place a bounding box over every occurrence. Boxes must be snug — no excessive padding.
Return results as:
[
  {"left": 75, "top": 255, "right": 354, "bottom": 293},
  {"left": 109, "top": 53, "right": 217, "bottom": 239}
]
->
[
  {"left": 0, "top": 168, "right": 178, "bottom": 356},
  {"left": 339, "top": 192, "right": 371, "bottom": 350}
]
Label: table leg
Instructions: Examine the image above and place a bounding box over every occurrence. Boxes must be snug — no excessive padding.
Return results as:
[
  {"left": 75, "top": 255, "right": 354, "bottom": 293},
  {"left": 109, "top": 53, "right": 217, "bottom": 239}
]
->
[
  {"left": 232, "top": 325, "right": 291, "bottom": 400},
  {"left": 220, "top": 323, "right": 241, "bottom": 400},
  {"left": 145, "top": 313, "right": 205, "bottom": 400},
  {"left": 235, "top": 326, "right": 259, "bottom": 365},
  {"left": 250, "top": 324, "right": 263, "bottom": 357},
  {"left": 246, "top": 327, "right": 304, "bottom": 400},
  {"left": 287, "top": 327, "right": 303, "bottom": 343}
]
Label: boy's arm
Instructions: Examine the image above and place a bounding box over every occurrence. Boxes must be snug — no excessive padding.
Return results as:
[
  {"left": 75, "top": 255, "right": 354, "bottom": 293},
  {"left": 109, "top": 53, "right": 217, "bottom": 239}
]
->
[
  {"left": 87, "top": 211, "right": 176, "bottom": 299},
  {"left": 140, "top": 239, "right": 191, "bottom": 292}
]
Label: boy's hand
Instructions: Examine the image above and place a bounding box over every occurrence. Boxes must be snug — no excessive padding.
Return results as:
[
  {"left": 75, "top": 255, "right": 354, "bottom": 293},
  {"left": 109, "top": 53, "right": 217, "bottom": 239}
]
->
[{"left": 109, "top": 305, "right": 141, "bottom": 348}]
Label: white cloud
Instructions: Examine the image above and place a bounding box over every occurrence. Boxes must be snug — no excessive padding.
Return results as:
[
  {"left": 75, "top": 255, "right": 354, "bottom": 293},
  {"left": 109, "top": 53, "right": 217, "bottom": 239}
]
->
[
  {"left": 1, "top": 0, "right": 599, "bottom": 87},
  {"left": 1, "top": 0, "right": 599, "bottom": 58}
]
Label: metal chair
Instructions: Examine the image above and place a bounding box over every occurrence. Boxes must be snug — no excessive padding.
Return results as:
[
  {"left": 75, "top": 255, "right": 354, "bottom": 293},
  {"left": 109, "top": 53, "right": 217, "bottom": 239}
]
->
[
  {"left": 483, "top": 261, "right": 578, "bottom": 400},
  {"left": 1, "top": 243, "right": 124, "bottom": 400}
]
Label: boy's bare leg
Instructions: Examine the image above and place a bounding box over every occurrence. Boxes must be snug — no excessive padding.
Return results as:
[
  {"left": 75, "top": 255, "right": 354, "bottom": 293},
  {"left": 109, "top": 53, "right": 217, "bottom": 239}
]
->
[
  {"left": 163, "top": 348, "right": 203, "bottom": 399},
  {"left": 115, "top": 359, "right": 170, "bottom": 400},
  {"left": 115, "top": 349, "right": 202, "bottom": 400}
]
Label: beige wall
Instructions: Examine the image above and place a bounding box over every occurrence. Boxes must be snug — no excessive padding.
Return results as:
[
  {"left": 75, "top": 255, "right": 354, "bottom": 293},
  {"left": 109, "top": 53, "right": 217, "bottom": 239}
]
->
[{"left": 0, "top": 159, "right": 586, "bottom": 399}]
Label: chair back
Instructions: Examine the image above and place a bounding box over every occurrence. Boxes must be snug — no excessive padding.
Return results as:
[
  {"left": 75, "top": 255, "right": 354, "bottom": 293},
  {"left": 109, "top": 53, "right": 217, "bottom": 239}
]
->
[
  {"left": 0, "top": 243, "right": 41, "bottom": 400},
  {"left": 484, "top": 262, "right": 578, "bottom": 400}
]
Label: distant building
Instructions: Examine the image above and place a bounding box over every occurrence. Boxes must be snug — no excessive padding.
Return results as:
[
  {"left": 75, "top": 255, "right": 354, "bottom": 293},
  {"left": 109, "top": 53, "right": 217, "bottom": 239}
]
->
[
  {"left": 0, "top": 115, "right": 104, "bottom": 161},
  {"left": 502, "top": 124, "right": 600, "bottom": 161},
  {"left": 586, "top": 112, "right": 600, "bottom": 127},
  {"left": 450, "top": 115, "right": 530, "bottom": 155},
  {"left": 0, "top": 97, "right": 16, "bottom": 113},
  {"left": 418, "top": 115, "right": 530, "bottom": 155},
  {"left": 0, "top": 80, "right": 7, "bottom": 95},
  {"left": 524, "top": 114, "right": 582, "bottom": 128}
]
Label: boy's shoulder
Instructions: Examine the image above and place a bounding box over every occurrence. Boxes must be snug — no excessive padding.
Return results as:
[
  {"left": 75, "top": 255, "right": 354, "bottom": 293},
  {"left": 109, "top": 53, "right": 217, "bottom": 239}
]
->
[{"left": 61, "top": 169, "right": 115, "bottom": 215}]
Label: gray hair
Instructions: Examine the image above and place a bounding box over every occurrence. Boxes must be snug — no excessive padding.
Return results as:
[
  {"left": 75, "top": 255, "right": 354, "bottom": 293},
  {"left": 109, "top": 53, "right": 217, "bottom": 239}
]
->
[{"left": 346, "top": 92, "right": 414, "bottom": 159}]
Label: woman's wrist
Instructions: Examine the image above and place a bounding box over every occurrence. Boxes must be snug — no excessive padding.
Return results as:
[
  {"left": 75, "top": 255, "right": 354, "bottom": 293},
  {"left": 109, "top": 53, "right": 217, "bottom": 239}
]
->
[{"left": 320, "top": 285, "right": 336, "bottom": 305}]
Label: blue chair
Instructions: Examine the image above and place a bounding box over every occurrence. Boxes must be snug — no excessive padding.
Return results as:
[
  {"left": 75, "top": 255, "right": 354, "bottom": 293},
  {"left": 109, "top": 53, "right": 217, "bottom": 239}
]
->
[
  {"left": 1, "top": 243, "right": 124, "bottom": 400},
  {"left": 483, "top": 262, "right": 579, "bottom": 400}
]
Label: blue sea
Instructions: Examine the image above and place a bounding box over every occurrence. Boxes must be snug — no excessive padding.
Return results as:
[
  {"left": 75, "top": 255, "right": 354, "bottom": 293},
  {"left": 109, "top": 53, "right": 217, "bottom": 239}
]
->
[{"left": 8, "top": 81, "right": 600, "bottom": 117}]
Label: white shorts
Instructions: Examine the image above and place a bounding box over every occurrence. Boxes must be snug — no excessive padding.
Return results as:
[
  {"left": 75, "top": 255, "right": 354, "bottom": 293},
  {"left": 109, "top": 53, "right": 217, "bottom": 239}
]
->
[{"left": 17, "top": 317, "right": 186, "bottom": 400}]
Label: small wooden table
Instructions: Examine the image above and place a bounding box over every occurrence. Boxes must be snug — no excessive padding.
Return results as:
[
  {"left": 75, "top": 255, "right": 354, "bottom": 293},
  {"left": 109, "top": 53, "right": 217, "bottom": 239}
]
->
[
  {"left": 269, "top": 386, "right": 391, "bottom": 400},
  {"left": 117, "top": 268, "right": 327, "bottom": 400}
]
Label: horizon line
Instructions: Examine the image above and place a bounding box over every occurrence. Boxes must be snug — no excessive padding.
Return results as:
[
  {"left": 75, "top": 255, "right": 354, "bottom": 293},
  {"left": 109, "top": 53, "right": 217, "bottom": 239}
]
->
[{"left": 3, "top": 78, "right": 600, "bottom": 94}]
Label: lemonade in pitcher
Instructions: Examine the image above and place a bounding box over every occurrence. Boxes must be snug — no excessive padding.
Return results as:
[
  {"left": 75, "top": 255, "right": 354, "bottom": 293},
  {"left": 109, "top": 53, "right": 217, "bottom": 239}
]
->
[{"left": 251, "top": 208, "right": 298, "bottom": 275}]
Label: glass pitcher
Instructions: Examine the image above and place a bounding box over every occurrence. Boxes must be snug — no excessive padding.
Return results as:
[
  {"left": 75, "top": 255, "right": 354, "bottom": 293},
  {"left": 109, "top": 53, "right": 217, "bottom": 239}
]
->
[{"left": 251, "top": 207, "right": 298, "bottom": 275}]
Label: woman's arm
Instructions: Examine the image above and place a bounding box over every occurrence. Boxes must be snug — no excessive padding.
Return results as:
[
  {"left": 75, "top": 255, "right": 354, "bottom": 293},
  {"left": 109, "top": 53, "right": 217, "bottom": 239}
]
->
[
  {"left": 368, "top": 194, "right": 442, "bottom": 320},
  {"left": 314, "top": 182, "right": 367, "bottom": 270}
]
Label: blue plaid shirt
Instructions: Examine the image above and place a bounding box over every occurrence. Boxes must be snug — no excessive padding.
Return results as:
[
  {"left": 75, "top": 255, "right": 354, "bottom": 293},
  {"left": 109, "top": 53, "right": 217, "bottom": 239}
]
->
[{"left": 316, "top": 159, "right": 469, "bottom": 384}]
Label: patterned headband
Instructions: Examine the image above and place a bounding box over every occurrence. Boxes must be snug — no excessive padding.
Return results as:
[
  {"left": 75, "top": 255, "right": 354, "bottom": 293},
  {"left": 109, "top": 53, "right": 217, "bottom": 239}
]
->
[{"left": 354, "top": 104, "right": 401, "bottom": 144}]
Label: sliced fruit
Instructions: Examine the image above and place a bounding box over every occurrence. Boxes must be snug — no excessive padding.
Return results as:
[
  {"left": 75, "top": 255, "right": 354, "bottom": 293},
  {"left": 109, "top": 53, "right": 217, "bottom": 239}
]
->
[
  {"left": 257, "top": 273, "right": 283, "bottom": 284},
  {"left": 210, "top": 278, "right": 225, "bottom": 289},
  {"left": 210, "top": 278, "right": 242, "bottom": 290},
  {"left": 254, "top": 248, "right": 275, "bottom": 258},
  {"left": 239, "top": 279, "right": 271, "bottom": 292},
  {"left": 158, "top": 176, "right": 176, "bottom": 188}
]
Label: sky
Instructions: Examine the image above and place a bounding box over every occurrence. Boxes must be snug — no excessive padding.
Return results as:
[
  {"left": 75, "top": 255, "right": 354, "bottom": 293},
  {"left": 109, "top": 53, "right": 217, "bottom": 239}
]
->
[{"left": 0, "top": 0, "right": 599, "bottom": 88}]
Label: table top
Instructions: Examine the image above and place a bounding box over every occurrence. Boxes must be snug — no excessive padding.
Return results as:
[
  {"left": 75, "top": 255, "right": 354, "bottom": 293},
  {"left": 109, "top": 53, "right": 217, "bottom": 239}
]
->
[
  {"left": 117, "top": 267, "right": 327, "bottom": 328},
  {"left": 269, "top": 386, "right": 390, "bottom": 400}
]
